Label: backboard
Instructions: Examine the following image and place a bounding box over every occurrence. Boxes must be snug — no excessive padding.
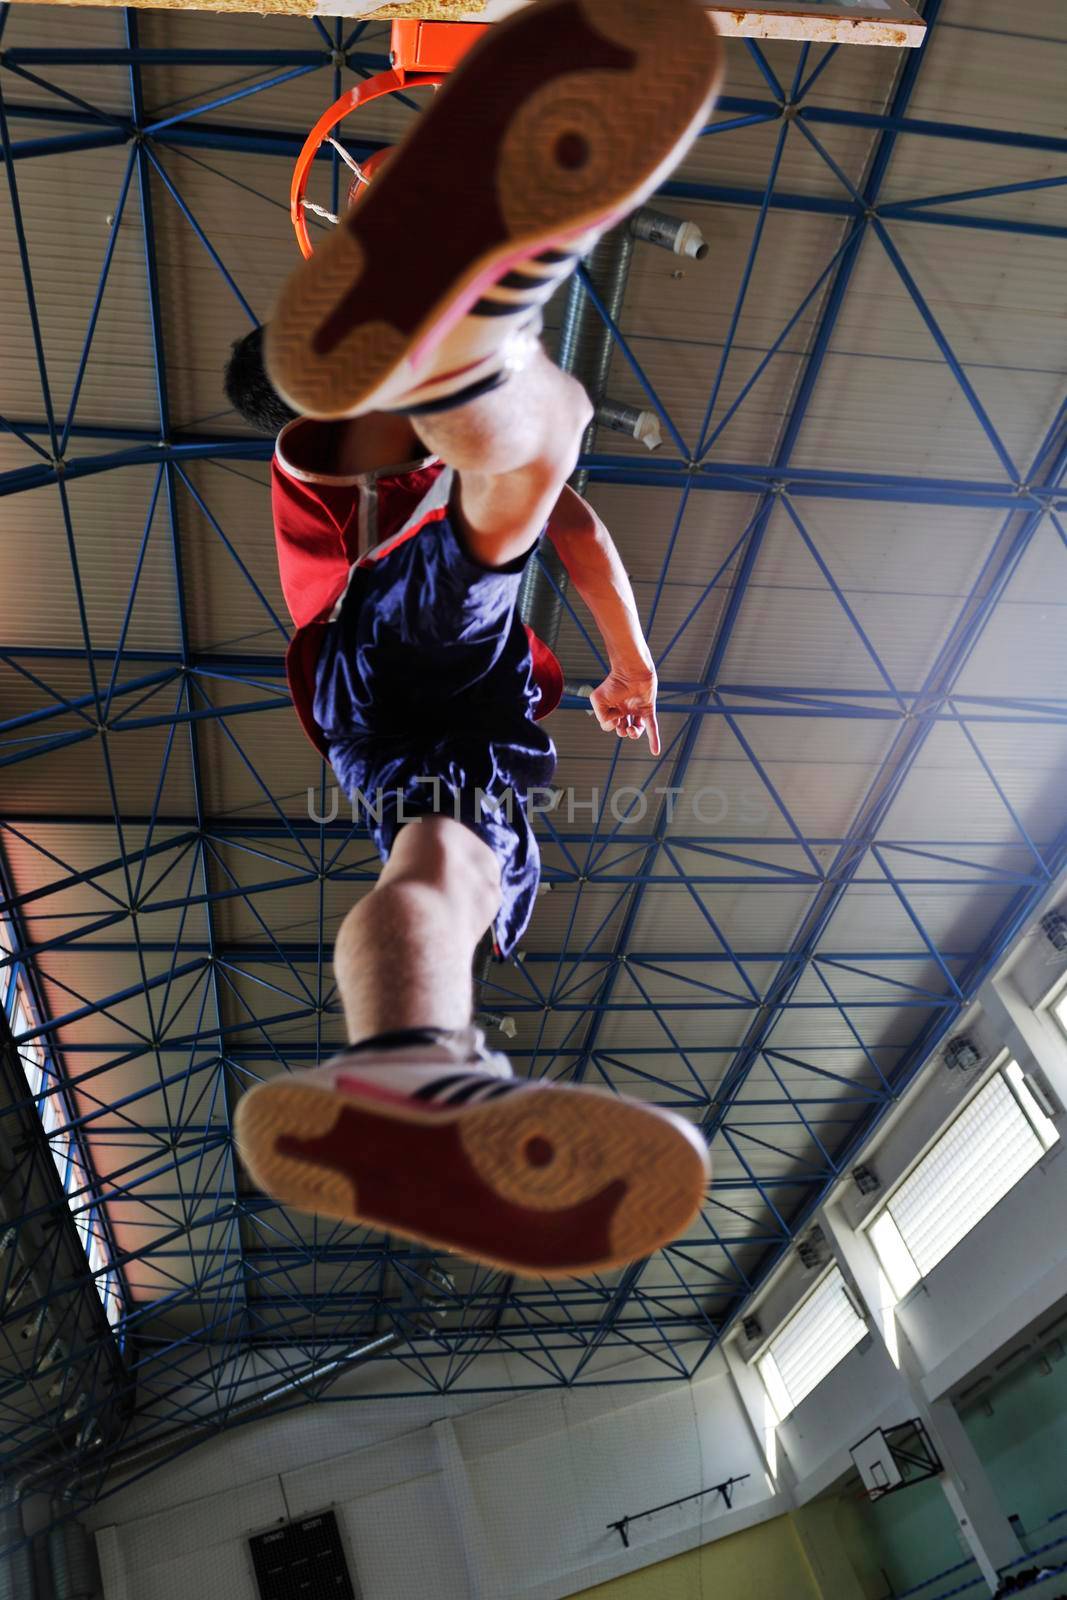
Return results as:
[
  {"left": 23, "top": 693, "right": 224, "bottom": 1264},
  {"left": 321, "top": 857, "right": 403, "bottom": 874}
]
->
[{"left": 851, "top": 1420, "right": 944, "bottom": 1502}]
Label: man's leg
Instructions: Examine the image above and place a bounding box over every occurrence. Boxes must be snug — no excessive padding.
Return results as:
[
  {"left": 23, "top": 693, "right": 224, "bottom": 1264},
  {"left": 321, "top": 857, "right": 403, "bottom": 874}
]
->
[
  {"left": 240, "top": 346, "right": 710, "bottom": 1281},
  {"left": 333, "top": 347, "right": 591, "bottom": 1047},
  {"left": 335, "top": 816, "right": 500, "bottom": 1039}
]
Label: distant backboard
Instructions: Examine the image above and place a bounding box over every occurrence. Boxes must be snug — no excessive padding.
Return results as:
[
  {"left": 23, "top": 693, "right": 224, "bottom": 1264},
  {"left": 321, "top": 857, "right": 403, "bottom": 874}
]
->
[
  {"left": 371, "top": 1, "right": 926, "bottom": 48},
  {"left": 851, "top": 1420, "right": 943, "bottom": 1502},
  {"left": 11, "top": 0, "right": 927, "bottom": 48}
]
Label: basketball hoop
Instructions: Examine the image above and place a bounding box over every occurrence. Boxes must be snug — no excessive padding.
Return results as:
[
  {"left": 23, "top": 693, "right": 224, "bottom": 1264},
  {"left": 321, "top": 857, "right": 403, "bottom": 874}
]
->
[
  {"left": 851, "top": 1421, "right": 943, "bottom": 1502},
  {"left": 290, "top": 20, "right": 487, "bottom": 259}
]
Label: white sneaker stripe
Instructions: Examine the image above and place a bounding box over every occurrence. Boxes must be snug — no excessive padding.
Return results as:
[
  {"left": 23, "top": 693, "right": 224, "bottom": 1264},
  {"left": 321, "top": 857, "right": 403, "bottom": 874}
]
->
[{"left": 413, "top": 1073, "right": 523, "bottom": 1108}]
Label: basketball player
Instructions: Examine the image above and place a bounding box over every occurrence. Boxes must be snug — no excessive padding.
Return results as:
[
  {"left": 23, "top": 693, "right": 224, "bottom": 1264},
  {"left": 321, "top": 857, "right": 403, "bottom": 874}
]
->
[{"left": 233, "top": 0, "right": 723, "bottom": 1277}]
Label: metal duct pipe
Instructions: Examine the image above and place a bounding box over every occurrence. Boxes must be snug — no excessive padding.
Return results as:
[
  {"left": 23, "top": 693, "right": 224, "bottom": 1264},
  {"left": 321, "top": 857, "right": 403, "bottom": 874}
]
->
[
  {"left": 65, "top": 1328, "right": 403, "bottom": 1496},
  {"left": 518, "top": 226, "right": 636, "bottom": 649},
  {"left": 23, "top": 1272, "right": 451, "bottom": 1595},
  {"left": 14, "top": 1268, "right": 454, "bottom": 1517},
  {"left": 0, "top": 1482, "right": 37, "bottom": 1600},
  {"left": 596, "top": 401, "right": 662, "bottom": 452},
  {"left": 629, "top": 207, "right": 708, "bottom": 260},
  {"left": 558, "top": 225, "right": 635, "bottom": 501},
  {"left": 33, "top": 1321, "right": 405, "bottom": 1600},
  {"left": 3, "top": 1328, "right": 410, "bottom": 1591},
  {"left": 0, "top": 1221, "right": 120, "bottom": 1597},
  {"left": 15, "top": 1321, "right": 419, "bottom": 1600},
  {"left": 47, "top": 1487, "right": 100, "bottom": 1600},
  {"left": 32, "top": 1530, "right": 51, "bottom": 1600}
]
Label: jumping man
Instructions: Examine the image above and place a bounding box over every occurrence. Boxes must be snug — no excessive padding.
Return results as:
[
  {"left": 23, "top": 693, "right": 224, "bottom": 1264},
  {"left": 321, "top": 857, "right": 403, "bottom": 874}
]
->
[{"left": 233, "top": 0, "right": 724, "bottom": 1277}]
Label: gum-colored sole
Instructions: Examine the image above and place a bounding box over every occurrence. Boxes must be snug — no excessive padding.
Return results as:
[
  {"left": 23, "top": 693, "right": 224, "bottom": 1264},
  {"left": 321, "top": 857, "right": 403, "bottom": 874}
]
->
[
  {"left": 267, "top": 0, "right": 723, "bottom": 418},
  {"left": 235, "top": 1078, "right": 711, "bottom": 1279}
]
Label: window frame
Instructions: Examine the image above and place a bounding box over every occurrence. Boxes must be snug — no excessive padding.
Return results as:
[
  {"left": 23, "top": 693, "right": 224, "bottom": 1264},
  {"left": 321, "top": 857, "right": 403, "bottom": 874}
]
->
[
  {"left": 3, "top": 933, "right": 125, "bottom": 1334},
  {"left": 863, "top": 1056, "right": 1058, "bottom": 1299},
  {"left": 0, "top": 917, "right": 13, "bottom": 1015},
  {"left": 754, "top": 1264, "right": 870, "bottom": 1423}
]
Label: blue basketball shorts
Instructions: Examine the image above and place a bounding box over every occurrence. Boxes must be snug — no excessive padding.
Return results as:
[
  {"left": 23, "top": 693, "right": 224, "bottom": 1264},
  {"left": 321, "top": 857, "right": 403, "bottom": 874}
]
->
[{"left": 311, "top": 486, "right": 558, "bottom": 959}]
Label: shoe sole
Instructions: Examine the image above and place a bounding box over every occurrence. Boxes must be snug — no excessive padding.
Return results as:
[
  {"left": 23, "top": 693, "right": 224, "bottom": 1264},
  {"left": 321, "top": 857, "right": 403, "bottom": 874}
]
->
[
  {"left": 267, "top": 0, "right": 723, "bottom": 418},
  {"left": 234, "top": 1076, "right": 711, "bottom": 1278}
]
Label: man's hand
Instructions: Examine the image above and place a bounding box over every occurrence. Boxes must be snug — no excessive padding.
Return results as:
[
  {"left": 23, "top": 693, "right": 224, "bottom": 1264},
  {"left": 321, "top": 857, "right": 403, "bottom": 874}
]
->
[{"left": 590, "top": 664, "right": 661, "bottom": 756}]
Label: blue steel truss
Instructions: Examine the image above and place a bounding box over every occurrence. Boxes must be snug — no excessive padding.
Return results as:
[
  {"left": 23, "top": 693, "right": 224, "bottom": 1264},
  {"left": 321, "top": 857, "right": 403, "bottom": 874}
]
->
[{"left": 1, "top": 0, "right": 1067, "bottom": 1508}]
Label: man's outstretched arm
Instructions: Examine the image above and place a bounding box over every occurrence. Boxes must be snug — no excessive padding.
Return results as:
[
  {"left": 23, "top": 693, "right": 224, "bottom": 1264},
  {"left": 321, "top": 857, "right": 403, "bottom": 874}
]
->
[{"left": 545, "top": 486, "right": 661, "bottom": 756}]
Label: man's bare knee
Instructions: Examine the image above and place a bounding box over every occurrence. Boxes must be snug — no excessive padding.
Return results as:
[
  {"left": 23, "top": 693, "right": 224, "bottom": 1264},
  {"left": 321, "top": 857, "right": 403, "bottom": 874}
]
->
[
  {"left": 411, "top": 350, "right": 592, "bottom": 479},
  {"left": 562, "top": 368, "right": 595, "bottom": 442},
  {"left": 430, "top": 822, "right": 502, "bottom": 927},
  {"left": 458, "top": 401, "right": 590, "bottom": 567},
  {"left": 524, "top": 370, "right": 593, "bottom": 484},
  {"left": 382, "top": 818, "right": 501, "bottom": 925}
]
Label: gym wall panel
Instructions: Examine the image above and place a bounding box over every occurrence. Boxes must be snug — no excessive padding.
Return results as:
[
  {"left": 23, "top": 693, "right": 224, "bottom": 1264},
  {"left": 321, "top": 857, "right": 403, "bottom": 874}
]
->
[
  {"left": 964, "top": 1347, "right": 1067, "bottom": 1536},
  {"left": 571, "top": 1511, "right": 820, "bottom": 1600},
  {"left": 852, "top": 1348, "right": 1067, "bottom": 1598},
  {"left": 857, "top": 1474, "right": 961, "bottom": 1600},
  {"left": 91, "top": 1352, "right": 781, "bottom": 1600}
]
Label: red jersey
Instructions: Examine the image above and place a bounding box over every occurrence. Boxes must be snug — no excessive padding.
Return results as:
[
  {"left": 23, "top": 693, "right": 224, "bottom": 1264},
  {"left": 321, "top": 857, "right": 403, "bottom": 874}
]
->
[{"left": 271, "top": 420, "right": 563, "bottom": 756}]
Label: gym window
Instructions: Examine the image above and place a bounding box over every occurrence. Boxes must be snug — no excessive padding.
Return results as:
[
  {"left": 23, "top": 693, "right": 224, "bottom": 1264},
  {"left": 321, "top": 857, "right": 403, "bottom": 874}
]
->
[
  {"left": 868, "top": 1064, "right": 1059, "bottom": 1302},
  {"left": 1, "top": 912, "right": 124, "bottom": 1330},
  {"left": 757, "top": 1267, "right": 868, "bottom": 1422},
  {"left": 1051, "top": 982, "right": 1067, "bottom": 1042}
]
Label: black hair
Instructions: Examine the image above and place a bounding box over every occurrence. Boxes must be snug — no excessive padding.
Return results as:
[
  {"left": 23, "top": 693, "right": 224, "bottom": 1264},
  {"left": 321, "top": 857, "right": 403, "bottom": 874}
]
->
[{"left": 223, "top": 325, "right": 298, "bottom": 436}]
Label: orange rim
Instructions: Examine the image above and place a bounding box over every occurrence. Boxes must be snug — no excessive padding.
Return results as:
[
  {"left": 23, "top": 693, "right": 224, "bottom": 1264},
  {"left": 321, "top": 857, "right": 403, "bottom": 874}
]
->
[{"left": 290, "top": 69, "right": 443, "bottom": 259}]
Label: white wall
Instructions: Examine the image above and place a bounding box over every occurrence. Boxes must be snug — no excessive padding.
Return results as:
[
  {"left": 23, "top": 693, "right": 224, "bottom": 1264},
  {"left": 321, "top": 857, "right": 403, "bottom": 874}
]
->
[
  {"left": 91, "top": 1346, "right": 779, "bottom": 1600},
  {"left": 457, "top": 1362, "right": 776, "bottom": 1598},
  {"left": 721, "top": 887, "right": 1067, "bottom": 1525},
  {"left": 775, "top": 1335, "right": 911, "bottom": 1500}
]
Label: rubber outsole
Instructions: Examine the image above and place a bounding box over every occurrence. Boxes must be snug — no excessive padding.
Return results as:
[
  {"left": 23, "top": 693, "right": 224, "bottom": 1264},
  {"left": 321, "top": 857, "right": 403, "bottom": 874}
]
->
[
  {"left": 267, "top": 0, "right": 724, "bottom": 419},
  {"left": 234, "top": 1077, "right": 711, "bottom": 1278}
]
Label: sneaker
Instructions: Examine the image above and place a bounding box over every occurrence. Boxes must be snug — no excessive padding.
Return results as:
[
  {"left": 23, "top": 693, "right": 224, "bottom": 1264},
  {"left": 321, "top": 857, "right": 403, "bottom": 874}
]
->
[
  {"left": 266, "top": 0, "right": 723, "bottom": 419},
  {"left": 235, "top": 1027, "right": 711, "bottom": 1277}
]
